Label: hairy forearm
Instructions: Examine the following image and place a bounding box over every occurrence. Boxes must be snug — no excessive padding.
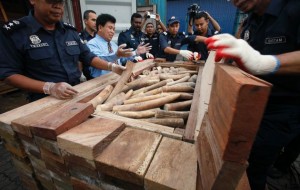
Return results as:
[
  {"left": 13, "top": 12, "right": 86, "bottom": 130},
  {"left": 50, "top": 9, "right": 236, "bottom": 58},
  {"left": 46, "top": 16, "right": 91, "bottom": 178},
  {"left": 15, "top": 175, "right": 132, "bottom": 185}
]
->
[
  {"left": 276, "top": 51, "right": 300, "bottom": 74},
  {"left": 5, "top": 74, "right": 45, "bottom": 93},
  {"left": 208, "top": 15, "right": 221, "bottom": 32},
  {"left": 90, "top": 57, "right": 110, "bottom": 70}
]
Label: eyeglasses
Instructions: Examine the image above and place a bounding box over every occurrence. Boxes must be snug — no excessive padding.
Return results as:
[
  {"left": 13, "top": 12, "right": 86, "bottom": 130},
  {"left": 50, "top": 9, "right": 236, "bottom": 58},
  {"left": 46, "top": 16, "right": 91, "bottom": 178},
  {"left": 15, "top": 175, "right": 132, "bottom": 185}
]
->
[{"left": 45, "top": 0, "right": 65, "bottom": 4}]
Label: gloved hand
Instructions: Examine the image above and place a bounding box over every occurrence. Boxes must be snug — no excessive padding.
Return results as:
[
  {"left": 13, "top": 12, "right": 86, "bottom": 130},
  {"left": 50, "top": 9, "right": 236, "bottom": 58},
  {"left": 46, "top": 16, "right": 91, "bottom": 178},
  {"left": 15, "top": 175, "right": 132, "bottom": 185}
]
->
[
  {"left": 116, "top": 44, "right": 134, "bottom": 57},
  {"left": 108, "top": 62, "right": 126, "bottom": 75},
  {"left": 205, "top": 33, "right": 280, "bottom": 75},
  {"left": 179, "top": 50, "right": 193, "bottom": 60},
  {"left": 43, "top": 82, "right": 78, "bottom": 99},
  {"left": 134, "top": 56, "right": 143, "bottom": 62},
  {"left": 80, "top": 73, "right": 87, "bottom": 82},
  {"left": 134, "top": 43, "right": 152, "bottom": 56},
  {"left": 193, "top": 52, "right": 201, "bottom": 61},
  {"left": 146, "top": 52, "right": 154, "bottom": 59}
]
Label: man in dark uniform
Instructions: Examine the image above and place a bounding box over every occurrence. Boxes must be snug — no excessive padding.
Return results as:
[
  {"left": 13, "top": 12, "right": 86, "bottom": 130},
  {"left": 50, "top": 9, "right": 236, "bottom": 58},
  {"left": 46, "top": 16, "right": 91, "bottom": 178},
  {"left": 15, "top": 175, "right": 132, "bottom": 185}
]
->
[
  {"left": 79, "top": 10, "right": 97, "bottom": 81},
  {"left": 158, "top": 16, "right": 206, "bottom": 62},
  {"left": 206, "top": 0, "right": 300, "bottom": 189},
  {"left": 0, "top": 0, "right": 127, "bottom": 102},
  {"left": 79, "top": 10, "right": 97, "bottom": 43},
  {"left": 117, "top": 13, "right": 152, "bottom": 62},
  {"left": 187, "top": 11, "right": 220, "bottom": 61}
]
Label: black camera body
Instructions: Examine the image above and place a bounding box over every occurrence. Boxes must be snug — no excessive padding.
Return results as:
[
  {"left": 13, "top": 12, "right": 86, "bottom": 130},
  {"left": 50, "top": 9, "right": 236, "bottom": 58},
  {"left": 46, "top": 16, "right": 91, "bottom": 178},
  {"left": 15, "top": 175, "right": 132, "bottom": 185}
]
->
[{"left": 187, "top": 3, "right": 200, "bottom": 25}]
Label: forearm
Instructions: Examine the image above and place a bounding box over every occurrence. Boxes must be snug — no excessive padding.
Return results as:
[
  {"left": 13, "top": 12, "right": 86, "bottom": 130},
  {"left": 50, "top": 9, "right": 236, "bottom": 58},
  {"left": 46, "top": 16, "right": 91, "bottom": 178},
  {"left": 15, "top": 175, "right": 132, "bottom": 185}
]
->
[
  {"left": 195, "top": 36, "right": 207, "bottom": 43},
  {"left": 164, "top": 47, "right": 180, "bottom": 55},
  {"left": 276, "top": 51, "right": 300, "bottom": 74},
  {"left": 188, "top": 24, "right": 193, "bottom": 34},
  {"left": 90, "top": 57, "right": 110, "bottom": 70},
  {"left": 208, "top": 15, "right": 221, "bottom": 32},
  {"left": 5, "top": 74, "right": 45, "bottom": 93},
  {"left": 157, "top": 20, "right": 167, "bottom": 32}
]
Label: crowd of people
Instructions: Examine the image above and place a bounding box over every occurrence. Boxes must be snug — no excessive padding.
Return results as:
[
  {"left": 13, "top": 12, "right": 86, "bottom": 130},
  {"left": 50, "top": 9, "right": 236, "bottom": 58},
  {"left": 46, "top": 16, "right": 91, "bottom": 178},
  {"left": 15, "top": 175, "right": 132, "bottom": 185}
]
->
[{"left": 0, "top": 0, "right": 299, "bottom": 190}]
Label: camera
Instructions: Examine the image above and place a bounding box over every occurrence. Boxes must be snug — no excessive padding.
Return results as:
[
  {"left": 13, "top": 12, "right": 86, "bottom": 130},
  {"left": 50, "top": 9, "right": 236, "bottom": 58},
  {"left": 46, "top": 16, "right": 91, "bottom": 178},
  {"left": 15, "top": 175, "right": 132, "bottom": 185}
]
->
[
  {"left": 146, "top": 12, "right": 156, "bottom": 19},
  {"left": 187, "top": 3, "right": 200, "bottom": 25}
]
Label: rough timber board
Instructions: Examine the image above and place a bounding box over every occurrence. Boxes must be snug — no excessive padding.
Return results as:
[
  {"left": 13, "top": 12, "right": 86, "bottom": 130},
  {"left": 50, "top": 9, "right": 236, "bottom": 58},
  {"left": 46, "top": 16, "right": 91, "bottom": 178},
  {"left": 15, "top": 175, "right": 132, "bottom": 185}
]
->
[
  {"left": 31, "top": 102, "right": 94, "bottom": 140},
  {"left": 95, "top": 127, "right": 162, "bottom": 186},
  {"left": 0, "top": 73, "right": 119, "bottom": 125},
  {"left": 145, "top": 137, "right": 197, "bottom": 190},
  {"left": 208, "top": 64, "right": 271, "bottom": 163},
  {"left": 197, "top": 114, "right": 247, "bottom": 190},
  {"left": 57, "top": 117, "right": 125, "bottom": 160},
  {"left": 92, "top": 111, "right": 181, "bottom": 140},
  {"left": 183, "top": 65, "right": 203, "bottom": 142}
]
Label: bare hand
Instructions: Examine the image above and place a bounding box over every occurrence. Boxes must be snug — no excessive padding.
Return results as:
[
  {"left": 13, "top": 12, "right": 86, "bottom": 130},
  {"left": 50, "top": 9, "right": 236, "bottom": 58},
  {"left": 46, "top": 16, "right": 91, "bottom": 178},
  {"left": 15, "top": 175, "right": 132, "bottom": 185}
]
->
[
  {"left": 116, "top": 44, "right": 134, "bottom": 58},
  {"left": 136, "top": 43, "right": 152, "bottom": 55}
]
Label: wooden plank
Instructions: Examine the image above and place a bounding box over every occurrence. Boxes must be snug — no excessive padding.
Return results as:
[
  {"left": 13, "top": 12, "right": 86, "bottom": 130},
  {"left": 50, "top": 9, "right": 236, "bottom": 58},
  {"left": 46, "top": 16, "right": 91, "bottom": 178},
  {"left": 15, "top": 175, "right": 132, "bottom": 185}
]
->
[
  {"left": 57, "top": 117, "right": 125, "bottom": 160},
  {"left": 0, "top": 73, "right": 119, "bottom": 125},
  {"left": 31, "top": 102, "right": 94, "bottom": 140},
  {"left": 183, "top": 66, "right": 203, "bottom": 142},
  {"left": 92, "top": 111, "right": 182, "bottom": 140},
  {"left": 196, "top": 114, "right": 247, "bottom": 190},
  {"left": 156, "top": 61, "right": 202, "bottom": 70},
  {"left": 208, "top": 64, "right": 271, "bottom": 164},
  {"left": 107, "top": 61, "right": 135, "bottom": 101},
  {"left": 145, "top": 137, "right": 197, "bottom": 190},
  {"left": 71, "top": 177, "right": 100, "bottom": 190},
  {"left": 95, "top": 127, "right": 162, "bottom": 185},
  {"left": 34, "top": 136, "right": 61, "bottom": 156}
]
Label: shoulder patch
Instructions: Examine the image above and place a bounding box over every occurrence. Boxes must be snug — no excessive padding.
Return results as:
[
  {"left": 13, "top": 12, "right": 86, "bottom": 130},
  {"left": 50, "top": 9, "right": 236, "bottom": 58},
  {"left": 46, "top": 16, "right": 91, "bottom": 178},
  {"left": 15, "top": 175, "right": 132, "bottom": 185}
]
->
[
  {"left": 1, "top": 20, "right": 26, "bottom": 35},
  {"left": 63, "top": 22, "right": 77, "bottom": 30}
]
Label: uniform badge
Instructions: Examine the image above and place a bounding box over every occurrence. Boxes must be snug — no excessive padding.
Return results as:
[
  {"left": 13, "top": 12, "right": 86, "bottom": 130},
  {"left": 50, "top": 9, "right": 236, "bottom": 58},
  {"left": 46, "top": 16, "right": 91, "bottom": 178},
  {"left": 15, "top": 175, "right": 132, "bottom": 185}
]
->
[
  {"left": 168, "top": 40, "right": 171, "bottom": 45},
  {"left": 30, "top": 35, "right": 41, "bottom": 44},
  {"left": 265, "top": 36, "right": 286, "bottom": 44},
  {"left": 244, "top": 30, "right": 250, "bottom": 41}
]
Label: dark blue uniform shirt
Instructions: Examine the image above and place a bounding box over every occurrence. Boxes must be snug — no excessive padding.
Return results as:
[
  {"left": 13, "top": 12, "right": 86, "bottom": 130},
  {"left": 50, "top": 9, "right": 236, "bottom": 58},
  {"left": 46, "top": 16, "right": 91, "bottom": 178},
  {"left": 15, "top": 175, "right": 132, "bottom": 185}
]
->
[
  {"left": 143, "top": 32, "right": 160, "bottom": 57},
  {"left": 117, "top": 27, "right": 144, "bottom": 49},
  {"left": 0, "top": 11, "right": 96, "bottom": 101},
  {"left": 241, "top": 0, "right": 300, "bottom": 104},
  {"left": 79, "top": 29, "right": 95, "bottom": 44},
  {"left": 159, "top": 31, "right": 196, "bottom": 62},
  {"left": 188, "top": 28, "right": 216, "bottom": 61}
]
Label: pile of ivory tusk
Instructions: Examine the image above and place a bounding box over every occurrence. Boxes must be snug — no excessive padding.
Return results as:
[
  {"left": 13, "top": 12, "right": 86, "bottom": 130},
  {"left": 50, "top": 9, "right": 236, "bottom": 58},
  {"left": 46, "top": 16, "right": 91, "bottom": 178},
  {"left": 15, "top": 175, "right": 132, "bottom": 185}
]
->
[{"left": 92, "top": 66, "right": 198, "bottom": 129}]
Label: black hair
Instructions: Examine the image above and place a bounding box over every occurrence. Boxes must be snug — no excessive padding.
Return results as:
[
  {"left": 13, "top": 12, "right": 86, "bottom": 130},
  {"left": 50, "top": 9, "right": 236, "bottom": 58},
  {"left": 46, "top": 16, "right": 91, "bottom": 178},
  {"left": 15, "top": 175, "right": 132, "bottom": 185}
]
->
[
  {"left": 146, "top": 22, "right": 154, "bottom": 27},
  {"left": 83, "top": 10, "right": 96, "bottom": 20},
  {"left": 130, "top": 13, "right": 142, "bottom": 22},
  {"left": 96, "top": 14, "right": 116, "bottom": 29},
  {"left": 194, "top": 12, "right": 208, "bottom": 20}
]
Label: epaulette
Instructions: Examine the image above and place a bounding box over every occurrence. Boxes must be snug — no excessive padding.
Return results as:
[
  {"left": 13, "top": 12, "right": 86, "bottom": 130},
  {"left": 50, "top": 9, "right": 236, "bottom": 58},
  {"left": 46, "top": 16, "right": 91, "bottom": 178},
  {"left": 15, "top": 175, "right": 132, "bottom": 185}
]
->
[
  {"left": 121, "top": 29, "right": 129, "bottom": 33},
  {"left": 1, "top": 20, "right": 26, "bottom": 35},
  {"left": 63, "top": 22, "right": 77, "bottom": 31}
]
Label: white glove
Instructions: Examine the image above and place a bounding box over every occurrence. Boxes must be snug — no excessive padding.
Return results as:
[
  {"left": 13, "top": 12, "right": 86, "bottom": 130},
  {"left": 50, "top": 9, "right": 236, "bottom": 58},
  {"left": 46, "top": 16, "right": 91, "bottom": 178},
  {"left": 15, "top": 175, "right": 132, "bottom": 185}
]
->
[
  {"left": 43, "top": 82, "right": 78, "bottom": 99},
  {"left": 134, "top": 56, "right": 143, "bottom": 62},
  {"left": 205, "top": 33, "right": 280, "bottom": 75},
  {"left": 80, "top": 73, "right": 87, "bottom": 82},
  {"left": 179, "top": 50, "right": 193, "bottom": 60},
  {"left": 146, "top": 52, "right": 154, "bottom": 59},
  {"left": 116, "top": 44, "right": 134, "bottom": 57},
  {"left": 108, "top": 62, "right": 126, "bottom": 75},
  {"left": 193, "top": 52, "right": 201, "bottom": 61}
]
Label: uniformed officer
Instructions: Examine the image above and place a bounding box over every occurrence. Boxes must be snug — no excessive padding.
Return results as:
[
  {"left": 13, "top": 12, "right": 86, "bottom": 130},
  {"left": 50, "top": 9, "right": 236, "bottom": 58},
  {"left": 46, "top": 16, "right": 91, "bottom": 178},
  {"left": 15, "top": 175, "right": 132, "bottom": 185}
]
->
[
  {"left": 187, "top": 11, "right": 221, "bottom": 61},
  {"left": 205, "top": 0, "right": 300, "bottom": 189},
  {"left": 0, "top": 0, "right": 125, "bottom": 102},
  {"left": 79, "top": 10, "right": 97, "bottom": 44},
  {"left": 79, "top": 10, "right": 97, "bottom": 81},
  {"left": 158, "top": 16, "right": 206, "bottom": 62}
]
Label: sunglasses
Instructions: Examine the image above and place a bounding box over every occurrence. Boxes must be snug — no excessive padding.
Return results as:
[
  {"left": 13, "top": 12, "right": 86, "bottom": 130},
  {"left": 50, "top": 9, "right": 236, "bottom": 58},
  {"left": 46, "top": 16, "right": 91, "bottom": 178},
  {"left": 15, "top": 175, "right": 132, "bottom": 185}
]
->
[{"left": 45, "top": 0, "right": 65, "bottom": 4}]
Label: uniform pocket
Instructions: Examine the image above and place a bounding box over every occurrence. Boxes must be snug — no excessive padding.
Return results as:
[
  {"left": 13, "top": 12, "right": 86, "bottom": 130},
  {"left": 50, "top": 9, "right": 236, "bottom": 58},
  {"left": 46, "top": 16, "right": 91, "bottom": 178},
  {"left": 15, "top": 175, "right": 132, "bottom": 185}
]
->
[
  {"left": 28, "top": 46, "right": 54, "bottom": 60},
  {"left": 65, "top": 45, "right": 80, "bottom": 55}
]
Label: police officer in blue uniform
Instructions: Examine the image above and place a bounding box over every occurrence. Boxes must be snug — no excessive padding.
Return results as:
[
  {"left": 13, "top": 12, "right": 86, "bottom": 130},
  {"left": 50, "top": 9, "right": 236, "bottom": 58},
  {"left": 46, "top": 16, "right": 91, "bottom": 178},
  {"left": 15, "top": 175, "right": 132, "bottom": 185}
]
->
[
  {"left": 0, "top": 0, "right": 125, "bottom": 102},
  {"left": 79, "top": 10, "right": 97, "bottom": 44},
  {"left": 118, "top": 13, "right": 144, "bottom": 50},
  {"left": 158, "top": 16, "right": 207, "bottom": 62},
  {"left": 205, "top": 0, "right": 300, "bottom": 189}
]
